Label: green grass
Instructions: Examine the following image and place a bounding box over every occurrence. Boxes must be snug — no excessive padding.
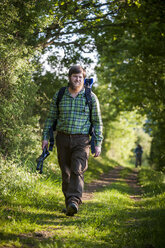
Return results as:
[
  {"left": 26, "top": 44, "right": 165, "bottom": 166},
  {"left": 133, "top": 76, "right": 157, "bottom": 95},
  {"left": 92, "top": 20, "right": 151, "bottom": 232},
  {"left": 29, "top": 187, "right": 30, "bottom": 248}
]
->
[{"left": 0, "top": 154, "right": 165, "bottom": 248}]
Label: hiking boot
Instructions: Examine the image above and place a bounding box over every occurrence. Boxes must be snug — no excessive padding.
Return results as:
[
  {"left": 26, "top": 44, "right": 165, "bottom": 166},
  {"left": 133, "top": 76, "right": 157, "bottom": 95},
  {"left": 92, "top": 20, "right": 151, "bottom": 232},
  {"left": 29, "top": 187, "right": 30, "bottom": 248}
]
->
[{"left": 66, "top": 203, "right": 78, "bottom": 216}]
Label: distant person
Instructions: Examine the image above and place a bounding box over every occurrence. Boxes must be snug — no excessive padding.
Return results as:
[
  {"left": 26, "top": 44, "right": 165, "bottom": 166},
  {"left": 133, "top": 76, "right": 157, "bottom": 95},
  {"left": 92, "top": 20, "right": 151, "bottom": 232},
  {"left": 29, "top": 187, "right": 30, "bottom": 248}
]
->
[{"left": 134, "top": 144, "right": 143, "bottom": 167}]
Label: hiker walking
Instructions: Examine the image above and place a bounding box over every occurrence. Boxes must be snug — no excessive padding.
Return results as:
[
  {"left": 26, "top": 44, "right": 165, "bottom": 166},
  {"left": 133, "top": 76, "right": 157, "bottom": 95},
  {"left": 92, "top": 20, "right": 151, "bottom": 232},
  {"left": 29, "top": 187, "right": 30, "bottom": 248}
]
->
[
  {"left": 42, "top": 65, "right": 103, "bottom": 216},
  {"left": 134, "top": 144, "right": 143, "bottom": 167}
]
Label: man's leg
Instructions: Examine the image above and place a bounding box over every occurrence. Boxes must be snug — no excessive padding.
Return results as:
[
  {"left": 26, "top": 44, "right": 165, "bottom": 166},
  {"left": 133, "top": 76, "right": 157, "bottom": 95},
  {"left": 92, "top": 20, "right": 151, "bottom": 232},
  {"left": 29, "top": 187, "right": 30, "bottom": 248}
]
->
[
  {"left": 66, "top": 135, "right": 90, "bottom": 211},
  {"left": 135, "top": 156, "right": 138, "bottom": 168},
  {"left": 56, "top": 133, "right": 71, "bottom": 207}
]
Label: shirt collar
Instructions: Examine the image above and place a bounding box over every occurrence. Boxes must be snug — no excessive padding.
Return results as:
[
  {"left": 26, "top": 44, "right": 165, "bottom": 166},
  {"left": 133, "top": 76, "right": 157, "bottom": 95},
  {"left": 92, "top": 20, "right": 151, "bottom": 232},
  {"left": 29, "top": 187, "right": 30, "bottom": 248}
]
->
[{"left": 66, "top": 87, "right": 85, "bottom": 97}]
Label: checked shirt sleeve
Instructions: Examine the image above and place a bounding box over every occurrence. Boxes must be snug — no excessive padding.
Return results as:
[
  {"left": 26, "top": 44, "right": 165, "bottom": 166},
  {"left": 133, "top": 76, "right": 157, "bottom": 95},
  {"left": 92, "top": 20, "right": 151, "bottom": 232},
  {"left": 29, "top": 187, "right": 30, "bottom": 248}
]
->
[
  {"left": 42, "top": 93, "right": 58, "bottom": 140},
  {"left": 91, "top": 93, "right": 103, "bottom": 147}
]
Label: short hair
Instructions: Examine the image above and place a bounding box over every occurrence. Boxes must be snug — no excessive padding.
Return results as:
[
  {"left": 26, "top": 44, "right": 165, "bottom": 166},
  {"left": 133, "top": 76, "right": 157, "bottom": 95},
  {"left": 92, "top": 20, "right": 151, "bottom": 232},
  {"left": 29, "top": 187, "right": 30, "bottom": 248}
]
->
[{"left": 68, "top": 65, "right": 86, "bottom": 78}]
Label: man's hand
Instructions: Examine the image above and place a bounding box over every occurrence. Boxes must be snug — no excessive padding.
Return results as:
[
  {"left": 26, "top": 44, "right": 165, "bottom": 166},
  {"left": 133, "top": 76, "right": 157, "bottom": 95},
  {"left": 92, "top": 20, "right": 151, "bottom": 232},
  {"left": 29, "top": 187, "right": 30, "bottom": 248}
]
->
[
  {"left": 42, "top": 140, "right": 48, "bottom": 150},
  {"left": 94, "top": 146, "right": 101, "bottom": 157}
]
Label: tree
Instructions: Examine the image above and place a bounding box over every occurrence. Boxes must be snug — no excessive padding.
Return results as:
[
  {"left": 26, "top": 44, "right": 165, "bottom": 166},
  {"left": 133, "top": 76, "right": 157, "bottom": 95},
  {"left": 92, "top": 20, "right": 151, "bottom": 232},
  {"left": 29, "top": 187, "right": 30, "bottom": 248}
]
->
[
  {"left": 0, "top": 0, "right": 123, "bottom": 156},
  {"left": 0, "top": 0, "right": 164, "bottom": 171},
  {"left": 94, "top": 0, "right": 165, "bottom": 170}
]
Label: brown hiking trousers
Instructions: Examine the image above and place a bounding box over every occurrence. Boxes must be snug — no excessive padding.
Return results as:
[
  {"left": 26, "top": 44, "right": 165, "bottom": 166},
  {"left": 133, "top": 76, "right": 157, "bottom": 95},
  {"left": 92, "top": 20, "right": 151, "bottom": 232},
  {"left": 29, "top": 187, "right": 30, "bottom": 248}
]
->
[{"left": 56, "top": 132, "right": 90, "bottom": 207}]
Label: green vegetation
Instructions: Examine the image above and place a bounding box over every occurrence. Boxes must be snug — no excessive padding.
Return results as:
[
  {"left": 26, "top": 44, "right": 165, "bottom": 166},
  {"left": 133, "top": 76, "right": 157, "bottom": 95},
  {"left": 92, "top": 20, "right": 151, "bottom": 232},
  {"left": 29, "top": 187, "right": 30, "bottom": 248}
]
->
[
  {"left": 0, "top": 0, "right": 164, "bottom": 170},
  {"left": 0, "top": 153, "right": 165, "bottom": 248},
  {"left": 94, "top": 0, "right": 165, "bottom": 170},
  {"left": 0, "top": 0, "right": 164, "bottom": 247}
]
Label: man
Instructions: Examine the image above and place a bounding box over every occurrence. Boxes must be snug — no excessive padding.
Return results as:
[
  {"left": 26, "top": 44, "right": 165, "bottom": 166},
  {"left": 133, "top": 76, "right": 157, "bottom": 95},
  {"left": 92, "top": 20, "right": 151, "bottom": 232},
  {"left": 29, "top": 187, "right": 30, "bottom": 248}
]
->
[
  {"left": 42, "top": 65, "right": 103, "bottom": 216},
  {"left": 134, "top": 144, "right": 143, "bottom": 167}
]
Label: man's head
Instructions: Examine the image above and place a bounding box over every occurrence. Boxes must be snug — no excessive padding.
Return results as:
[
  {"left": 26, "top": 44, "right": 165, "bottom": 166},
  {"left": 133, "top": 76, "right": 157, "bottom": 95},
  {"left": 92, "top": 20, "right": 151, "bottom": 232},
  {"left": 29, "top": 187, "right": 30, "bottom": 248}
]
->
[
  {"left": 68, "top": 65, "right": 86, "bottom": 78},
  {"left": 68, "top": 65, "right": 86, "bottom": 91}
]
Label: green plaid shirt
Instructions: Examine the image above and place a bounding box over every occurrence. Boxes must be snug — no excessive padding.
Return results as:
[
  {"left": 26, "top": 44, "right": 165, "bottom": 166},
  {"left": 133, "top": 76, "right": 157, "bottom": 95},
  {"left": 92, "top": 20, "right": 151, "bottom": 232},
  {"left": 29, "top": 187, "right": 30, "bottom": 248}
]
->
[{"left": 43, "top": 87, "right": 103, "bottom": 146}]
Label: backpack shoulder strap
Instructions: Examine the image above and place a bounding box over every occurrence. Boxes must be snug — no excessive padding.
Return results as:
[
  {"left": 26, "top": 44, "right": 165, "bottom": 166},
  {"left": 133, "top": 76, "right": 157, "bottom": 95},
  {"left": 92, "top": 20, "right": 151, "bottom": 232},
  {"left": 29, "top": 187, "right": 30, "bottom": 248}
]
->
[
  {"left": 85, "top": 87, "right": 93, "bottom": 126},
  {"left": 56, "top": 87, "right": 66, "bottom": 111}
]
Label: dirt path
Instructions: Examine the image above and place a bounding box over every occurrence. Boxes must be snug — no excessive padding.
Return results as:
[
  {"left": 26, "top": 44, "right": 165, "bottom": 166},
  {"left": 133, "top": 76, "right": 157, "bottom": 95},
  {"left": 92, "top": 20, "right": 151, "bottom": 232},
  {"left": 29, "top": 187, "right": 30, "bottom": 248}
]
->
[
  {"left": 124, "top": 168, "right": 142, "bottom": 201},
  {"left": 83, "top": 166, "right": 141, "bottom": 201}
]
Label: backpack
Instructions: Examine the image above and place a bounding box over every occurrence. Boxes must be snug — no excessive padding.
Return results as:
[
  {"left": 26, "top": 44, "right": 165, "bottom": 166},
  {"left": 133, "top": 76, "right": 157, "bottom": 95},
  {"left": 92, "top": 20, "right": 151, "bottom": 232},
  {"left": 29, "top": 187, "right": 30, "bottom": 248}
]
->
[
  {"left": 36, "top": 79, "right": 95, "bottom": 174},
  {"left": 49, "top": 79, "right": 95, "bottom": 152},
  {"left": 135, "top": 146, "right": 143, "bottom": 155}
]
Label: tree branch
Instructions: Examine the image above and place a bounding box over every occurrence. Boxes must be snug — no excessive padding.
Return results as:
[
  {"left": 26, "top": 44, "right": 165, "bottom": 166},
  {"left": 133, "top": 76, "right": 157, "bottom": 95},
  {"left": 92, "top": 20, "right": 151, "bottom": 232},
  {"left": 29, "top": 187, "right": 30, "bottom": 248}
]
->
[
  {"left": 63, "top": 11, "right": 117, "bottom": 26},
  {"left": 36, "top": 21, "right": 126, "bottom": 49}
]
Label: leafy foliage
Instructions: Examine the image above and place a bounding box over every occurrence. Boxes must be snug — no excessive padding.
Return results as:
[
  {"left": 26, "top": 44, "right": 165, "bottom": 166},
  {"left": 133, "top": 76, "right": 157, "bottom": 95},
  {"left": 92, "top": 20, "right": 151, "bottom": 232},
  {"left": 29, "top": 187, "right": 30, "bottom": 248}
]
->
[
  {"left": 0, "top": 0, "right": 121, "bottom": 157},
  {"left": 0, "top": 0, "right": 164, "bottom": 171},
  {"left": 0, "top": 1, "right": 164, "bottom": 246},
  {"left": 94, "top": 0, "right": 165, "bottom": 170}
]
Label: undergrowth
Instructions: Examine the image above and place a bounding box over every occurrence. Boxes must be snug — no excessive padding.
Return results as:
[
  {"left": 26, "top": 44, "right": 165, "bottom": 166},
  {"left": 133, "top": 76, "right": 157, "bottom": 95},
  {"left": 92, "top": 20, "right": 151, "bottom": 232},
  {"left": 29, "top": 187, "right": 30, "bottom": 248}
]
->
[{"left": 0, "top": 152, "right": 165, "bottom": 248}]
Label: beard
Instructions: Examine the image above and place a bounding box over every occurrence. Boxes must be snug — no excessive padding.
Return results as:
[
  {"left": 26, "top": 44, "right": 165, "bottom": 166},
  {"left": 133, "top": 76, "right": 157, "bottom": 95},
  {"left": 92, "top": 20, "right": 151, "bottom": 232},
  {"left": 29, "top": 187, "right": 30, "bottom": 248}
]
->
[{"left": 69, "top": 80, "right": 82, "bottom": 90}]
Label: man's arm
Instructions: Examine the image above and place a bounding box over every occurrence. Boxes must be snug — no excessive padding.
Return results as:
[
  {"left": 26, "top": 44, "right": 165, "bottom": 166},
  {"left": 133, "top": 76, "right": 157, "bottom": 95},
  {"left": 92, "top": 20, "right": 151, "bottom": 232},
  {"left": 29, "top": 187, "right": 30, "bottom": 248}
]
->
[
  {"left": 42, "top": 93, "right": 58, "bottom": 149},
  {"left": 94, "top": 146, "right": 101, "bottom": 157},
  {"left": 42, "top": 140, "right": 48, "bottom": 150}
]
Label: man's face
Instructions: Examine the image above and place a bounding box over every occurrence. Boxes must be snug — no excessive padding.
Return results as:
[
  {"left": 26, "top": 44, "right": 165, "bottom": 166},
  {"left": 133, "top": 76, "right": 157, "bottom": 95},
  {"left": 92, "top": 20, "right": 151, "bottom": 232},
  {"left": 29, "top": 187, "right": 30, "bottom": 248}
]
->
[{"left": 69, "top": 73, "right": 84, "bottom": 90}]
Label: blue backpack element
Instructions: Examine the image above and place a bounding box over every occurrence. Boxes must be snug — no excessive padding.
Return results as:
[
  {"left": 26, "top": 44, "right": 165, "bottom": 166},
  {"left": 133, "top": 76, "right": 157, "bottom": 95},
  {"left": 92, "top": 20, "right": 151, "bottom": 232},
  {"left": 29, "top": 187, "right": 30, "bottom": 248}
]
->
[{"left": 84, "top": 78, "right": 94, "bottom": 88}]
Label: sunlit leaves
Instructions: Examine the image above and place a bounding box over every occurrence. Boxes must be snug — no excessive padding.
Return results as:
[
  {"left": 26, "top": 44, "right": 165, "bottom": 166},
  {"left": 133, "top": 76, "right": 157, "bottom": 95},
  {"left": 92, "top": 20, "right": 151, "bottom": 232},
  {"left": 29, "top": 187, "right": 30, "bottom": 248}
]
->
[{"left": 94, "top": 0, "right": 165, "bottom": 170}]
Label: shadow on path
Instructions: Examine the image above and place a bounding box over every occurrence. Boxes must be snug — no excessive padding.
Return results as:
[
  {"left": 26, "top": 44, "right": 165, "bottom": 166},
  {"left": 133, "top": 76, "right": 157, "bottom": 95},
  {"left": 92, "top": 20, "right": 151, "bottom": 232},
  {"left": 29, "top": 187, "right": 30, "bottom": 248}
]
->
[{"left": 83, "top": 166, "right": 142, "bottom": 201}]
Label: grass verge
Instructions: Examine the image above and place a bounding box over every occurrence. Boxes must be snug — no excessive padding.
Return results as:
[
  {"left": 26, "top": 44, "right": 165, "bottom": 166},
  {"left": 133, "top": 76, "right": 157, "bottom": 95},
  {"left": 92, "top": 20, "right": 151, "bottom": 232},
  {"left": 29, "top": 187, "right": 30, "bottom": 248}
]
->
[{"left": 0, "top": 154, "right": 165, "bottom": 248}]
